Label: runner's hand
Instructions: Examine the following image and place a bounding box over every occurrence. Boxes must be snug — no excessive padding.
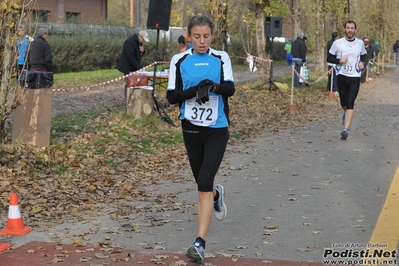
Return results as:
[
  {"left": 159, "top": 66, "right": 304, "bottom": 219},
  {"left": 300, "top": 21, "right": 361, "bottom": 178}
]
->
[
  {"left": 196, "top": 83, "right": 217, "bottom": 105},
  {"left": 197, "top": 79, "right": 213, "bottom": 87},
  {"left": 185, "top": 79, "right": 213, "bottom": 99}
]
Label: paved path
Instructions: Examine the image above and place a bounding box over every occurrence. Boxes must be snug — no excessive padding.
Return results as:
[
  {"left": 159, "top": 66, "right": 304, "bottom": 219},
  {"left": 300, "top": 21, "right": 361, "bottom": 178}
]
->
[{"left": 0, "top": 68, "right": 398, "bottom": 265}]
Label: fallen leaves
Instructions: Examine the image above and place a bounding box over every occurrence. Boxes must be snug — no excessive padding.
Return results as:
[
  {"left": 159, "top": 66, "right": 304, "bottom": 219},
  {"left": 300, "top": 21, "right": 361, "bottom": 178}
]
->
[{"left": 0, "top": 74, "right": 340, "bottom": 262}]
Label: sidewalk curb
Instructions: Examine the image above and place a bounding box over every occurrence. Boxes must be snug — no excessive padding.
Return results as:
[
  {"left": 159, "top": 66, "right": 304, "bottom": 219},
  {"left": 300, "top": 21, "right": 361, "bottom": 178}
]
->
[{"left": 0, "top": 241, "right": 327, "bottom": 266}]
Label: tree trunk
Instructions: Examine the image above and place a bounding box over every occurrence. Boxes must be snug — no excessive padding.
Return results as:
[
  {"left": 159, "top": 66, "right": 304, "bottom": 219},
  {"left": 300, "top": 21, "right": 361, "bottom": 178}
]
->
[
  {"left": 314, "top": 0, "right": 326, "bottom": 73},
  {"left": 255, "top": 3, "right": 269, "bottom": 81},
  {"left": 0, "top": 16, "right": 15, "bottom": 141},
  {"left": 209, "top": 0, "right": 229, "bottom": 51},
  {"left": 292, "top": 0, "right": 301, "bottom": 38},
  {"left": 0, "top": 0, "right": 36, "bottom": 142},
  {"left": 126, "top": 87, "right": 154, "bottom": 118}
]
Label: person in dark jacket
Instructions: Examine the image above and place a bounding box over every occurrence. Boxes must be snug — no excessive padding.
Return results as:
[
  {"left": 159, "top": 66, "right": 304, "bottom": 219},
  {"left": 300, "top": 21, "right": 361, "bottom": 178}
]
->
[
  {"left": 327, "top": 32, "right": 339, "bottom": 92},
  {"left": 291, "top": 31, "right": 307, "bottom": 88},
  {"left": 361, "top": 37, "right": 374, "bottom": 83},
  {"left": 393, "top": 40, "right": 399, "bottom": 65},
  {"left": 117, "top": 30, "right": 149, "bottom": 75},
  {"left": 28, "top": 28, "right": 53, "bottom": 72}
]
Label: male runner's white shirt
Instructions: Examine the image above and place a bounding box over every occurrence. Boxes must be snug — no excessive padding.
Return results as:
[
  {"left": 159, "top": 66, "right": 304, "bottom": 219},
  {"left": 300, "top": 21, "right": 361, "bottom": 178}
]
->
[{"left": 329, "top": 37, "right": 366, "bottom": 78}]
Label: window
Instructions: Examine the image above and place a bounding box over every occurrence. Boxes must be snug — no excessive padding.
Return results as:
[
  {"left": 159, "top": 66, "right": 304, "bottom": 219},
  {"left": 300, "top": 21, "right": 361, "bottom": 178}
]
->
[
  {"left": 32, "top": 10, "right": 49, "bottom": 22},
  {"left": 66, "top": 12, "right": 80, "bottom": 22}
]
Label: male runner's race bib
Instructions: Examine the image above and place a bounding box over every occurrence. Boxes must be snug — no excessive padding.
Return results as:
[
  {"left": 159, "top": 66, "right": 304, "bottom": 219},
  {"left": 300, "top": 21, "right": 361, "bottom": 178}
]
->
[
  {"left": 184, "top": 96, "right": 218, "bottom": 127},
  {"left": 340, "top": 59, "right": 359, "bottom": 75}
]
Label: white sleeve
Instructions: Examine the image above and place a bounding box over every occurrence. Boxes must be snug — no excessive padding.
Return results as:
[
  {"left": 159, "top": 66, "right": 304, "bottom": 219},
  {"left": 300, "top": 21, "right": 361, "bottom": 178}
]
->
[
  {"left": 329, "top": 39, "right": 338, "bottom": 55},
  {"left": 167, "top": 55, "right": 177, "bottom": 91},
  {"left": 222, "top": 52, "right": 234, "bottom": 82}
]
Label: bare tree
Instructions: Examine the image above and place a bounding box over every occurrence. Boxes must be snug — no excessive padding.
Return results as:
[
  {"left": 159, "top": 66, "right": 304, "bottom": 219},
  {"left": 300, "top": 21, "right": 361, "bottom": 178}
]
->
[
  {"left": 254, "top": 1, "right": 269, "bottom": 80},
  {"left": 208, "top": 0, "right": 229, "bottom": 51},
  {"left": 291, "top": 0, "right": 301, "bottom": 38},
  {"left": 312, "top": 0, "right": 326, "bottom": 73},
  {"left": 0, "top": 0, "right": 37, "bottom": 141}
]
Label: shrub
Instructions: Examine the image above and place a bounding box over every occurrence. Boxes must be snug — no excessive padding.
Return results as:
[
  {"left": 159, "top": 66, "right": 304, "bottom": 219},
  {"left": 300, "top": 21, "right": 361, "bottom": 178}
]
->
[{"left": 48, "top": 35, "right": 249, "bottom": 73}]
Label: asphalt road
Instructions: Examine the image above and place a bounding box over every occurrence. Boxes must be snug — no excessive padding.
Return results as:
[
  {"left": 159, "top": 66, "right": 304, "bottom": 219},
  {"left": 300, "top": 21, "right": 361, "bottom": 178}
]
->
[{"left": 1, "top": 67, "right": 398, "bottom": 265}]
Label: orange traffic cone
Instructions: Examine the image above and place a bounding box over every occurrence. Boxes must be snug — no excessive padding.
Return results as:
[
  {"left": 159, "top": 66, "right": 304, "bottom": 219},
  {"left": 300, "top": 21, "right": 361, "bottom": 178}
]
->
[
  {"left": 0, "top": 242, "right": 12, "bottom": 252},
  {"left": 0, "top": 193, "right": 33, "bottom": 236}
]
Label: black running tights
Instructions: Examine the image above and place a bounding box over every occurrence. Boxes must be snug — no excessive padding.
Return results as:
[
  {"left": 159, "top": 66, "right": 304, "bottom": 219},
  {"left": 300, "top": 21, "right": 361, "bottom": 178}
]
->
[
  {"left": 182, "top": 120, "right": 229, "bottom": 192},
  {"left": 337, "top": 75, "right": 360, "bottom": 109}
]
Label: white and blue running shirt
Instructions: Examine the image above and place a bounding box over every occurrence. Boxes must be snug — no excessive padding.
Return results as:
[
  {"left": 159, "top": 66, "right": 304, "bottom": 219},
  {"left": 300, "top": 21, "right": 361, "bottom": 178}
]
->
[
  {"left": 329, "top": 37, "right": 367, "bottom": 77},
  {"left": 167, "top": 48, "right": 234, "bottom": 128}
]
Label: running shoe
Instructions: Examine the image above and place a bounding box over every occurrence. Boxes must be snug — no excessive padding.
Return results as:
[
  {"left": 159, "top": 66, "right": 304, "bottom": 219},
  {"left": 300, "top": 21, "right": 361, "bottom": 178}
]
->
[
  {"left": 341, "top": 112, "right": 346, "bottom": 126},
  {"left": 186, "top": 242, "right": 205, "bottom": 264},
  {"left": 341, "top": 129, "right": 348, "bottom": 140},
  {"left": 214, "top": 184, "right": 227, "bottom": 221}
]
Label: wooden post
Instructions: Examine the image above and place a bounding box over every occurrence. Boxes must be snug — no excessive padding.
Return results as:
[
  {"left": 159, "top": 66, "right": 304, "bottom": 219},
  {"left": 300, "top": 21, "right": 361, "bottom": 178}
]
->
[
  {"left": 382, "top": 54, "right": 385, "bottom": 75},
  {"left": 12, "top": 88, "right": 52, "bottom": 146},
  {"left": 328, "top": 67, "right": 335, "bottom": 98},
  {"left": 130, "top": 0, "right": 134, "bottom": 27},
  {"left": 288, "top": 65, "right": 295, "bottom": 111}
]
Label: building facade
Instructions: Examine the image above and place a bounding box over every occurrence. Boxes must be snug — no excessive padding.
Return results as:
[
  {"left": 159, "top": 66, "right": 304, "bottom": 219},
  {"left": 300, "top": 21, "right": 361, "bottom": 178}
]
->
[{"left": 35, "top": 0, "right": 107, "bottom": 23}]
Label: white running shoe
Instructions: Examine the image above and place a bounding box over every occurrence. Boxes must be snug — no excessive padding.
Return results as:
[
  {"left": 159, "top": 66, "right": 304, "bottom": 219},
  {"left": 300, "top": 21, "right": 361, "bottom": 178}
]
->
[
  {"left": 214, "top": 184, "right": 227, "bottom": 221},
  {"left": 186, "top": 242, "right": 205, "bottom": 264}
]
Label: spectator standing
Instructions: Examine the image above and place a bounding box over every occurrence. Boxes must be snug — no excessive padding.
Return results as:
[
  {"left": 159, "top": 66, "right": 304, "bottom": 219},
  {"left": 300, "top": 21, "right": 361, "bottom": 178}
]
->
[
  {"left": 327, "top": 20, "right": 367, "bottom": 140},
  {"left": 361, "top": 37, "right": 374, "bottom": 83},
  {"left": 393, "top": 40, "right": 399, "bottom": 65},
  {"left": 28, "top": 28, "right": 53, "bottom": 72},
  {"left": 177, "top": 35, "right": 187, "bottom": 52},
  {"left": 291, "top": 31, "right": 307, "bottom": 88},
  {"left": 284, "top": 38, "right": 292, "bottom": 67},
  {"left": 166, "top": 15, "right": 235, "bottom": 264},
  {"left": 15, "top": 24, "right": 33, "bottom": 79},
  {"left": 327, "top": 32, "right": 339, "bottom": 93},
  {"left": 303, "top": 36, "right": 309, "bottom": 51},
  {"left": 373, "top": 41, "right": 379, "bottom": 59},
  {"left": 117, "top": 30, "right": 150, "bottom": 75}
]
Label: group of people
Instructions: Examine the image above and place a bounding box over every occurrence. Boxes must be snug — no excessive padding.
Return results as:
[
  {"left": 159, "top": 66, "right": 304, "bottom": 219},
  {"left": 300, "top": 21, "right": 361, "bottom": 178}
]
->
[
  {"left": 284, "top": 33, "right": 310, "bottom": 88},
  {"left": 283, "top": 21, "right": 373, "bottom": 141},
  {"left": 115, "top": 16, "right": 373, "bottom": 264},
  {"left": 18, "top": 16, "right": 370, "bottom": 264},
  {"left": 14, "top": 25, "right": 54, "bottom": 81}
]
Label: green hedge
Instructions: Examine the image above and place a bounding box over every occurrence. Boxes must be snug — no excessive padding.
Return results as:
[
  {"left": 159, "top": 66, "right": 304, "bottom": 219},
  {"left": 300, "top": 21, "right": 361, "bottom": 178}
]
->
[{"left": 48, "top": 35, "right": 253, "bottom": 73}]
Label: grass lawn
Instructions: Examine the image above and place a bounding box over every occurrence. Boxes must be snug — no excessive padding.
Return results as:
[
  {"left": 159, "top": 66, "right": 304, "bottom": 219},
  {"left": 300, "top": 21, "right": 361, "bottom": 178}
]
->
[{"left": 53, "top": 64, "right": 171, "bottom": 88}]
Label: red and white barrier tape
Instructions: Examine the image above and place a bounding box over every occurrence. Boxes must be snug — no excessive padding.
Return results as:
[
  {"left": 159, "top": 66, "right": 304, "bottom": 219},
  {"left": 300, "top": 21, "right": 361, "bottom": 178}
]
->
[
  {"left": 246, "top": 53, "right": 273, "bottom": 63},
  {"left": 50, "top": 56, "right": 336, "bottom": 93},
  {"left": 52, "top": 61, "right": 170, "bottom": 93},
  {"left": 292, "top": 65, "right": 332, "bottom": 85}
]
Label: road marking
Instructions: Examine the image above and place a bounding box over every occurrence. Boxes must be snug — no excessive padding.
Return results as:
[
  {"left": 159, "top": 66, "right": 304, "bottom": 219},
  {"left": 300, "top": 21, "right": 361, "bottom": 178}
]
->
[{"left": 368, "top": 164, "right": 399, "bottom": 265}]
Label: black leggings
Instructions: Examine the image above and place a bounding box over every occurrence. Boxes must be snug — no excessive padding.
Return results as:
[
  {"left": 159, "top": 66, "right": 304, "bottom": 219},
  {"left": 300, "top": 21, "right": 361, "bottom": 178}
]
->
[
  {"left": 337, "top": 75, "right": 360, "bottom": 109},
  {"left": 182, "top": 120, "right": 229, "bottom": 192}
]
